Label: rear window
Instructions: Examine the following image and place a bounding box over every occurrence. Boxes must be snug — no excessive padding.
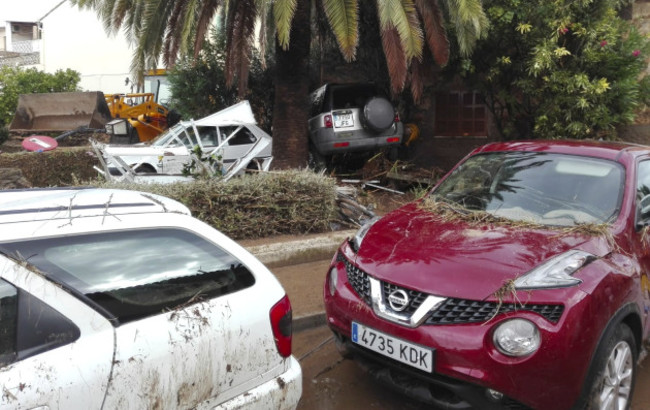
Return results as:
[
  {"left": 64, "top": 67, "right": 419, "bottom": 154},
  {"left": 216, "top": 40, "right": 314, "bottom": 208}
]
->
[
  {"left": 0, "top": 229, "right": 255, "bottom": 324},
  {"left": 331, "top": 84, "right": 380, "bottom": 110}
]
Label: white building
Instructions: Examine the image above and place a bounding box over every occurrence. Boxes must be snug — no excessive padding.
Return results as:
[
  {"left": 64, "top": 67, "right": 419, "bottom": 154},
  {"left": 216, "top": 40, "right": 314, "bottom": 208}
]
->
[{"left": 0, "top": 0, "right": 135, "bottom": 94}]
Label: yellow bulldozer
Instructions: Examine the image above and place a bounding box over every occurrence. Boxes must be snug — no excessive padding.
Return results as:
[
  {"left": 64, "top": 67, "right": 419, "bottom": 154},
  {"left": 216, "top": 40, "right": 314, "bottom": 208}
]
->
[{"left": 103, "top": 92, "right": 179, "bottom": 143}]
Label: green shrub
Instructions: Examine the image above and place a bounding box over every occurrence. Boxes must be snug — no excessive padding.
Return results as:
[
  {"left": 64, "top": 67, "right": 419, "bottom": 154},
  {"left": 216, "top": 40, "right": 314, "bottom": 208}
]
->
[
  {"left": 93, "top": 170, "right": 338, "bottom": 239},
  {"left": 455, "top": 0, "right": 650, "bottom": 139},
  {"left": 0, "top": 127, "right": 8, "bottom": 146},
  {"left": 0, "top": 147, "right": 99, "bottom": 186}
]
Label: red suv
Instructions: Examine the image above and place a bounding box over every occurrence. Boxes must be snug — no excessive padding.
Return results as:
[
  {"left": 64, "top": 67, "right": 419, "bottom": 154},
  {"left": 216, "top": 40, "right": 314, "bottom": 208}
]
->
[{"left": 324, "top": 140, "right": 650, "bottom": 409}]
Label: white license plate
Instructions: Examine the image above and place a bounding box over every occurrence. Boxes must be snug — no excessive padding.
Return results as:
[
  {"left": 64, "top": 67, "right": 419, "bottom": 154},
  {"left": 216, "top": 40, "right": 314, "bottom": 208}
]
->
[
  {"left": 351, "top": 322, "right": 433, "bottom": 372},
  {"left": 334, "top": 113, "right": 353, "bottom": 128}
]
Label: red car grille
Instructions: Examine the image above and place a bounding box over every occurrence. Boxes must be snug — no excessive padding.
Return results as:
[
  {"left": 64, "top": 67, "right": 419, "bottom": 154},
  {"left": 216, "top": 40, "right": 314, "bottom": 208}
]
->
[
  {"left": 426, "top": 298, "right": 564, "bottom": 325},
  {"left": 344, "top": 257, "right": 371, "bottom": 304}
]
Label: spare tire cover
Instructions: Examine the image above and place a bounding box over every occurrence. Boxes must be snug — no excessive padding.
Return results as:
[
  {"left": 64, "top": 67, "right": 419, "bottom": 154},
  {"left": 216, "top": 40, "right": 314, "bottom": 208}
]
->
[{"left": 363, "top": 97, "right": 395, "bottom": 132}]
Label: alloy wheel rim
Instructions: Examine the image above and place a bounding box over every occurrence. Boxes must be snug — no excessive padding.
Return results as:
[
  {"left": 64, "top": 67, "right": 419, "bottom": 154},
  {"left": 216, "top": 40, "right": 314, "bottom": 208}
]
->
[{"left": 598, "top": 340, "right": 633, "bottom": 410}]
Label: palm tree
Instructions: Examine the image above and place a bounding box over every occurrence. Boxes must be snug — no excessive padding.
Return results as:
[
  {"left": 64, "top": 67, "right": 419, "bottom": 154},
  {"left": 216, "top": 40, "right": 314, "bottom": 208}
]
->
[{"left": 71, "top": 0, "right": 488, "bottom": 168}]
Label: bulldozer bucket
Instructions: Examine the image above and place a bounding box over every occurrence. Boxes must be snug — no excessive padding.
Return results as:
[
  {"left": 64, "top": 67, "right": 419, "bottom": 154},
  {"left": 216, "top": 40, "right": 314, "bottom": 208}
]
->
[{"left": 9, "top": 91, "right": 113, "bottom": 132}]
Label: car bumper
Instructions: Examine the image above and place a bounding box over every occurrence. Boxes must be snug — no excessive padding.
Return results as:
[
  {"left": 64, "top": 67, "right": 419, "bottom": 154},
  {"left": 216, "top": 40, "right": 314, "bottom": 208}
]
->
[
  {"left": 213, "top": 356, "right": 302, "bottom": 410},
  {"left": 311, "top": 124, "right": 403, "bottom": 156},
  {"left": 324, "top": 248, "right": 596, "bottom": 410}
]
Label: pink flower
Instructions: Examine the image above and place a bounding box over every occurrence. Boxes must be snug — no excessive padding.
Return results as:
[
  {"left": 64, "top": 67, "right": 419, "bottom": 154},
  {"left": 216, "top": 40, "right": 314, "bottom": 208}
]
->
[
  {"left": 600, "top": 40, "right": 607, "bottom": 47},
  {"left": 560, "top": 27, "right": 569, "bottom": 35},
  {"left": 633, "top": 49, "right": 641, "bottom": 57}
]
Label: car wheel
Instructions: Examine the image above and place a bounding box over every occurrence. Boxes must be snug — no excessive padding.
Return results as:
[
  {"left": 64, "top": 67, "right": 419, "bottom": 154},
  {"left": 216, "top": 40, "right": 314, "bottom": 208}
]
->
[
  {"left": 245, "top": 160, "right": 261, "bottom": 174},
  {"left": 363, "top": 96, "right": 395, "bottom": 133},
  {"left": 584, "top": 323, "right": 637, "bottom": 410},
  {"left": 133, "top": 164, "right": 156, "bottom": 174}
]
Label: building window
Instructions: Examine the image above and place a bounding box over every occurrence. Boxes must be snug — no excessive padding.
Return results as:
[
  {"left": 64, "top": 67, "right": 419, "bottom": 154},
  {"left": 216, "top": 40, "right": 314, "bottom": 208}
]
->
[{"left": 434, "top": 91, "right": 487, "bottom": 136}]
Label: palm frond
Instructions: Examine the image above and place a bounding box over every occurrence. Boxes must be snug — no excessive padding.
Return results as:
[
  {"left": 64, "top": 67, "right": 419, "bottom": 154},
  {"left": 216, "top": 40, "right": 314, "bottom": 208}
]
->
[
  {"left": 415, "top": 0, "right": 448, "bottom": 66},
  {"left": 409, "top": 56, "right": 425, "bottom": 103},
  {"left": 224, "top": 0, "right": 257, "bottom": 90},
  {"left": 445, "top": 0, "right": 489, "bottom": 57},
  {"left": 377, "top": 0, "right": 423, "bottom": 62},
  {"left": 162, "top": 0, "right": 190, "bottom": 66},
  {"left": 192, "top": 0, "right": 221, "bottom": 58},
  {"left": 273, "top": 0, "right": 297, "bottom": 50},
  {"left": 380, "top": 26, "right": 408, "bottom": 94},
  {"left": 322, "top": 0, "right": 359, "bottom": 61}
]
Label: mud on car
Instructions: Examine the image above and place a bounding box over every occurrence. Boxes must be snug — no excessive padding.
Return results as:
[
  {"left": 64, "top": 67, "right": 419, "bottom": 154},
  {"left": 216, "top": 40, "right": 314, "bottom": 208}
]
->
[
  {"left": 324, "top": 140, "right": 650, "bottom": 409},
  {"left": 0, "top": 188, "right": 301, "bottom": 410}
]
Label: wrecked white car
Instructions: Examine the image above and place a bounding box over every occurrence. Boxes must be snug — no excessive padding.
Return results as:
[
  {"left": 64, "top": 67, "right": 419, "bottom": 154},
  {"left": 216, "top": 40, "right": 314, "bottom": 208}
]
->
[
  {"left": 96, "top": 101, "right": 273, "bottom": 181},
  {"left": 0, "top": 187, "right": 301, "bottom": 410}
]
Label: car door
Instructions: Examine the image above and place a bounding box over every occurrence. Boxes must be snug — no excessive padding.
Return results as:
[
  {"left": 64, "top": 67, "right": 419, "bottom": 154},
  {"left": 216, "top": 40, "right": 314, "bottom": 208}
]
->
[
  {"left": 0, "top": 259, "right": 115, "bottom": 410},
  {"left": 634, "top": 158, "right": 650, "bottom": 335},
  {"left": 217, "top": 125, "right": 259, "bottom": 167}
]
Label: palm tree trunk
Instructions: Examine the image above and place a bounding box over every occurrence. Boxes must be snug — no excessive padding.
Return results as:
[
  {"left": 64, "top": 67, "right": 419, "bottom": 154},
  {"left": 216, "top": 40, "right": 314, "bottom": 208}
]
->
[{"left": 271, "top": 0, "right": 311, "bottom": 169}]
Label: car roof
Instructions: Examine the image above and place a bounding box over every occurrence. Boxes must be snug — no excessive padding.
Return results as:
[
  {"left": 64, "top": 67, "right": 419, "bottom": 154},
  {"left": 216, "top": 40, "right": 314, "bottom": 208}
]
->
[
  {"left": 0, "top": 187, "right": 191, "bottom": 225},
  {"left": 473, "top": 140, "right": 650, "bottom": 161}
]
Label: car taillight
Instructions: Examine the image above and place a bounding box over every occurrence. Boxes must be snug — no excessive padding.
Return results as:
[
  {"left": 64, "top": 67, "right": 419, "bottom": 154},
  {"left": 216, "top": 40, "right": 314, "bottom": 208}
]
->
[
  {"left": 324, "top": 115, "right": 333, "bottom": 128},
  {"left": 269, "top": 295, "right": 293, "bottom": 358},
  {"left": 334, "top": 142, "right": 350, "bottom": 148},
  {"left": 386, "top": 137, "right": 400, "bottom": 143},
  {"left": 394, "top": 112, "right": 400, "bottom": 122}
]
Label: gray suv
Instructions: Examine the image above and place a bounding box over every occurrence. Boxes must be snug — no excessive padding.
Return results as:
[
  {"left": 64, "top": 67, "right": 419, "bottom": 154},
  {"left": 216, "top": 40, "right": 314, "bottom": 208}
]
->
[{"left": 308, "top": 83, "right": 403, "bottom": 164}]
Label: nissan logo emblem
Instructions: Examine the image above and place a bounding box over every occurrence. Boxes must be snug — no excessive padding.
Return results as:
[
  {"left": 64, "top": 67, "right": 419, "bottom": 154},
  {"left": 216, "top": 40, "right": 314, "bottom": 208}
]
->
[{"left": 388, "top": 289, "right": 409, "bottom": 312}]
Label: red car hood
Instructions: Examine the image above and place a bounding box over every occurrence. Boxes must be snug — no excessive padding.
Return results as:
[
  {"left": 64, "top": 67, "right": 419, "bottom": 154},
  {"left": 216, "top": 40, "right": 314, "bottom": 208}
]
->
[{"left": 354, "top": 203, "right": 612, "bottom": 300}]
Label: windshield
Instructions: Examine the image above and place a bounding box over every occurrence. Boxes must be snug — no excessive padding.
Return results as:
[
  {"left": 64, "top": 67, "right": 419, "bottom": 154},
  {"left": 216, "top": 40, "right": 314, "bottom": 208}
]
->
[
  {"left": 150, "top": 122, "right": 194, "bottom": 148},
  {"left": 431, "top": 152, "right": 624, "bottom": 226}
]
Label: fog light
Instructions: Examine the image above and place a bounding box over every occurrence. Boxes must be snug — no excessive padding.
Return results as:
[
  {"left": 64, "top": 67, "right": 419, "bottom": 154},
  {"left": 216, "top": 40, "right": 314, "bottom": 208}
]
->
[
  {"left": 328, "top": 267, "right": 337, "bottom": 296},
  {"left": 493, "top": 318, "right": 540, "bottom": 357},
  {"left": 485, "top": 389, "right": 504, "bottom": 402}
]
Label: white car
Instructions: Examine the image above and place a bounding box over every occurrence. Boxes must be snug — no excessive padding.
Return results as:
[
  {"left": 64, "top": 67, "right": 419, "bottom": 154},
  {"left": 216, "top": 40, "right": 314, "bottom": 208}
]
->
[
  {"left": 98, "top": 101, "right": 273, "bottom": 181},
  {"left": 0, "top": 187, "right": 301, "bottom": 409}
]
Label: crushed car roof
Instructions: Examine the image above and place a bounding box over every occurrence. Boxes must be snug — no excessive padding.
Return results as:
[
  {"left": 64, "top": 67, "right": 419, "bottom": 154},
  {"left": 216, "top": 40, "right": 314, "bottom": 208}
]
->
[{"left": 193, "top": 100, "right": 257, "bottom": 126}]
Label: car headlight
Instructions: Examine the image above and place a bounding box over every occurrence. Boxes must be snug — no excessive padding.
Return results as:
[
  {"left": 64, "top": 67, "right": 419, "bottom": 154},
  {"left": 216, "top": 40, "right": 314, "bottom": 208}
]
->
[
  {"left": 493, "top": 319, "right": 540, "bottom": 357},
  {"left": 328, "top": 266, "right": 338, "bottom": 296},
  {"left": 351, "top": 216, "right": 380, "bottom": 252},
  {"left": 514, "top": 250, "right": 593, "bottom": 289}
]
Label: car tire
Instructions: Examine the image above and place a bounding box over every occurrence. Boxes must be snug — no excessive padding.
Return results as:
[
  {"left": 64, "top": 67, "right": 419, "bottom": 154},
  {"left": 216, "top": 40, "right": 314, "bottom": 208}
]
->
[
  {"left": 133, "top": 163, "right": 156, "bottom": 174},
  {"left": 363, "top": 96, "right": 395, "bottom": 133},
  {"left": 583, "top": 322, "right": 637, "bottom": 410}
]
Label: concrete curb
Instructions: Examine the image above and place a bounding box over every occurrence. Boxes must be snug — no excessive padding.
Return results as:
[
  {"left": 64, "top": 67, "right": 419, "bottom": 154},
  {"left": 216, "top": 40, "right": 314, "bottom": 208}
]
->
[
  {"left": 293, "top": 313, "right": 327, "bottom": 333},
  {"left": 242, "top": 229, "right": 355, "bottom": 268}
]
